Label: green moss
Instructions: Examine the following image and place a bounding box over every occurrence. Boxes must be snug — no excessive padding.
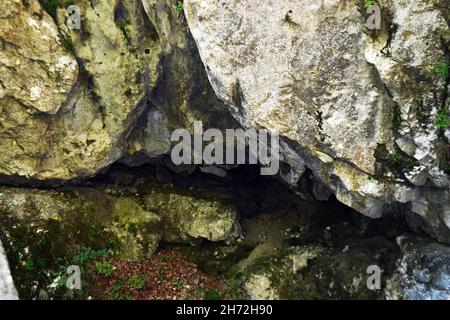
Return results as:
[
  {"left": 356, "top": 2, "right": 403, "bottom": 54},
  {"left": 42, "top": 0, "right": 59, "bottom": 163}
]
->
[
  {"left": 435, "top": 107, "right": 450, "bottom": 130},
  {"left": 39, "top": 0, "right": 76, "bottom": 22},
  {"left": 60, "top": 33, "right": 75, "bottom": 54},
  {"left": 116, "top": 22, "right": 131, "bottom": 44},
  {"left": 434, "top": 60, "right": 450, "bottom": 82},
  {"left": 172, "top": 1, "right": 184, "bottom": 13},
  {"left": 364, "top": 0, "right": 377, "bottom": 8},
  {"left": 393, "top": 105, "right": 402, "bottom": 128}
]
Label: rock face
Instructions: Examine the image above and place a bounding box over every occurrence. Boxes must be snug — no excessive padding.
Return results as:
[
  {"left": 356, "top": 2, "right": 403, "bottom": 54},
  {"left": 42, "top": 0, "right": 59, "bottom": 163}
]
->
[
  {"left": 0, "top": 0, "right": 161, "bottom": 180},
  {"left": 184, "top": 0, "right": 450, "bottom": 242},
  {"left": 0, "top": 0, "right": 450, "bottom": 301},
  {"left": 0, "top": 0, "right": 238, "bottom": 181},
  {"left": 386, "top": 236, "right": 450, "bottom": 300},
  {"left": 0, "top": 1, "right": 78, "bottom": 114},
  {"left": 143, "top": 191, "right": 240, "bottom": 243},
  {"left": 0, "top": 240, "right": 18, "bottom": 300},
  {"left": 0, "top": 185, "right": 239, "bottom": 258}
]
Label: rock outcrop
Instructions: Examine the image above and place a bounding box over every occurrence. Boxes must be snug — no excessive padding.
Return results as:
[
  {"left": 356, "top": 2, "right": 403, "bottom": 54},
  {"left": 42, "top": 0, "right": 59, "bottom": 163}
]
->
[
  {"left": 1, "top": 0, "right": 450, "bottom": 301},
  {"left": 0, "top": 0, "right": 162, "bottom": 180},
  {"left": 386, "top": 236, "right": 450, "bottom": 300},
  {"left": 0, "top": 240, "right": 18, "bottom": 300},
  {"left": 184, "top": 0, "right": 450, "bottom": 242},
  {"left": 0, "top": 0, "right": 238, "bottom": 181}
]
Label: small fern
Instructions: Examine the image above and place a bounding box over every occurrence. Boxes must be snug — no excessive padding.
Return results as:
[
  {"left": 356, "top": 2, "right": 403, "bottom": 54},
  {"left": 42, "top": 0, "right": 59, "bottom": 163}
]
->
[{"left": 435, "top": 107, "right": 450, "bottom": 130}]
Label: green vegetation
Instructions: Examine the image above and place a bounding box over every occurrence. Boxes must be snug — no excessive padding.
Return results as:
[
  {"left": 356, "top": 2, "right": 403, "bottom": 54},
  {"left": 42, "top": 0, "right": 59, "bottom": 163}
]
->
[
  {"left": 434, "top": 60, "right": 450, "bottom": 82},
  {"left": 89, "top": 90, "right": 102, "bottom": 103},
  {"left": 393, "top": 105, "right": 402, "bottom": 128},
  {"left": 204, "top": 289, "right": 222, "bottom": 300},
  {"left": 435, "top": 107, "right": 450, "bottom": 130},
  {"left": 60, "top": 34, "right": 75, "bottom": 54},
  {"left": 387, "top": 152, "right": 419, "bottom": 170},
  {"left": 364, "top": 0, "right": 376, "bottom": 8},
  {"left": 441, "top": 163, "right": 450, "bottom": 175},
  {"left": 116, "top": 22, "right": 131, "bottom": 44},
  {"left": 108, "top": 280, "right": 132, "bottom": 300},
  {"left": 54, "top": 247, "right": 108, "bottom": 290},
  {"left": 387, "top": 153, "right": 402, "bottom": 166},
  {"left": 404, "top": 157, "right": 419, "bottom": 169},
  {"left": 40, "top": 0, "right": 63, "bottom": 20},
  {"left": 73, "top": 247, "right": 108, "bottom": 270},
  {"left": 173, "top": 1, "right": 184, "bottom": 13},
  {"left": 95, "top": 261, "right": 113, "bottom": 277},
  {"left": 39, "top": 0, "right": 75, "bottom": 22},
  {"left": 173, "top": 279, "right": 184, "bottom": 288},
  {"left": 128, "top": 273, "right": 146, "bottom": 290}
]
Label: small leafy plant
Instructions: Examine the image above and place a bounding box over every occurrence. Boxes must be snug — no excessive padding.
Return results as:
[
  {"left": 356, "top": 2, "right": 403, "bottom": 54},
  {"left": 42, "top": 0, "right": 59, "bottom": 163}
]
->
[
  {"left": 173, "top": 279, "right": 184, "bottom": 288},
  {"left": 39, "top": 0, "right": 75, "bottom": 21},
  {"left": 434, "top": 60, "right": 450, "bottom": 82},
  {"left": 116, "top": 22, "right": 131, "bottom": 44},
  {"left": 173, "top": 1, "right": 183, "bottom": 13},
  {"left": 128, "top": 273, "right": 146, "bottom": 290},
  {"left": 60, "top": 34, "right": 75, "bottom": 54},
  {"left": 365, "top": 0, "right": 376, "bottom": 8},
  {"left": 204, "top": 289, "right": 222, "bottom": 300},
  {"left": 393, "top": 105, "right": 402, "bottom": 128},
  {"left": 435, "top": 107, "right": 450, "bottom": 130},
  {"left": 73, "top": 247, "right": 108, "bottom": 270},
  {"left": 108, "top": 280, "right": 133, "bottom": 300},
  {"left": 95, "top": 261, "right": 113, "bottom": 277},
  {"left": 388, "top": 153, "right": 402, "bottom": 165}
]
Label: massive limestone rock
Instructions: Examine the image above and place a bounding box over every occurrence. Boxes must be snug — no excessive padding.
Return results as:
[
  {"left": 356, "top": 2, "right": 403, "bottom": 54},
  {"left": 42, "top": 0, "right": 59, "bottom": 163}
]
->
[
  {"left": 0, "top": 0, "right": 161, "bottom": 181},
  {"left": 125, "top": 0, "right": 240, "bottom": 162},
  {"left": 0, "top": 240, "right": 18, "bottom": 300},
  {"left": 0, "top": 0, "right": 78, "bottom": 114},
  {"left": 184, "top": 0, "right": 450, "bottom": 242},
  {"left": 143, "top": 189, "right": 241, "bottom": 243},
  {"left": 0, "top": 0, "right": 238, "bottom": 181}
]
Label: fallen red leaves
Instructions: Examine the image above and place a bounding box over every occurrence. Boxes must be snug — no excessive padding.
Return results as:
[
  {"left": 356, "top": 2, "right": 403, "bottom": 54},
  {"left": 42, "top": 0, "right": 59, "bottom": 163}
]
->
[{"left": 89, "top": 248, "right": 224, "bottom": 300}]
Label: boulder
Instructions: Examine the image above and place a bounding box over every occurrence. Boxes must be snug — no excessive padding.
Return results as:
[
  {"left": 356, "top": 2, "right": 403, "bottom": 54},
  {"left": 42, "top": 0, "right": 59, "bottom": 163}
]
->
[{"left": 184, "top": 0, "right": 450, "bottom": 242}]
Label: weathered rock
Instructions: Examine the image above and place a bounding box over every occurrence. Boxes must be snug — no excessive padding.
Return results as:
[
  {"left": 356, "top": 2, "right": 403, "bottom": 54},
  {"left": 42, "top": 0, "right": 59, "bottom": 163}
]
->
[
  {"left": 0, "top": 187, "right": 161, "bottom": 263},
  {"left": 143, "top": 189, "right": 241, "bottom": 243},
  {"left": 0, "top": 0, "right": 78, "bottom": 114},
  {"left": 0, "top": 182, "right": 241, "bottom": 298},
  {"left": 108, "top": 197, "right": 161, "bottom": 260},
  {"left": 124, "top": 0, "right": 240, "bottom": 163},
  {"left": 385, "top": 236, "right": 450, "bottom": 300},
  {"left": 0, "top": 240, "right": 18, "bottom": 300},
  {"left": 244, "top": 274, "right": 279, "bottom": 300},
  {"left": 0, "top": 0, "right": 161, "bottom": 181},
  {"left": 141, "top": 0, "right": 238, "bottom": 129},
  {"left": 184, "top": 0, "right": 450, "bottom": 242}
]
